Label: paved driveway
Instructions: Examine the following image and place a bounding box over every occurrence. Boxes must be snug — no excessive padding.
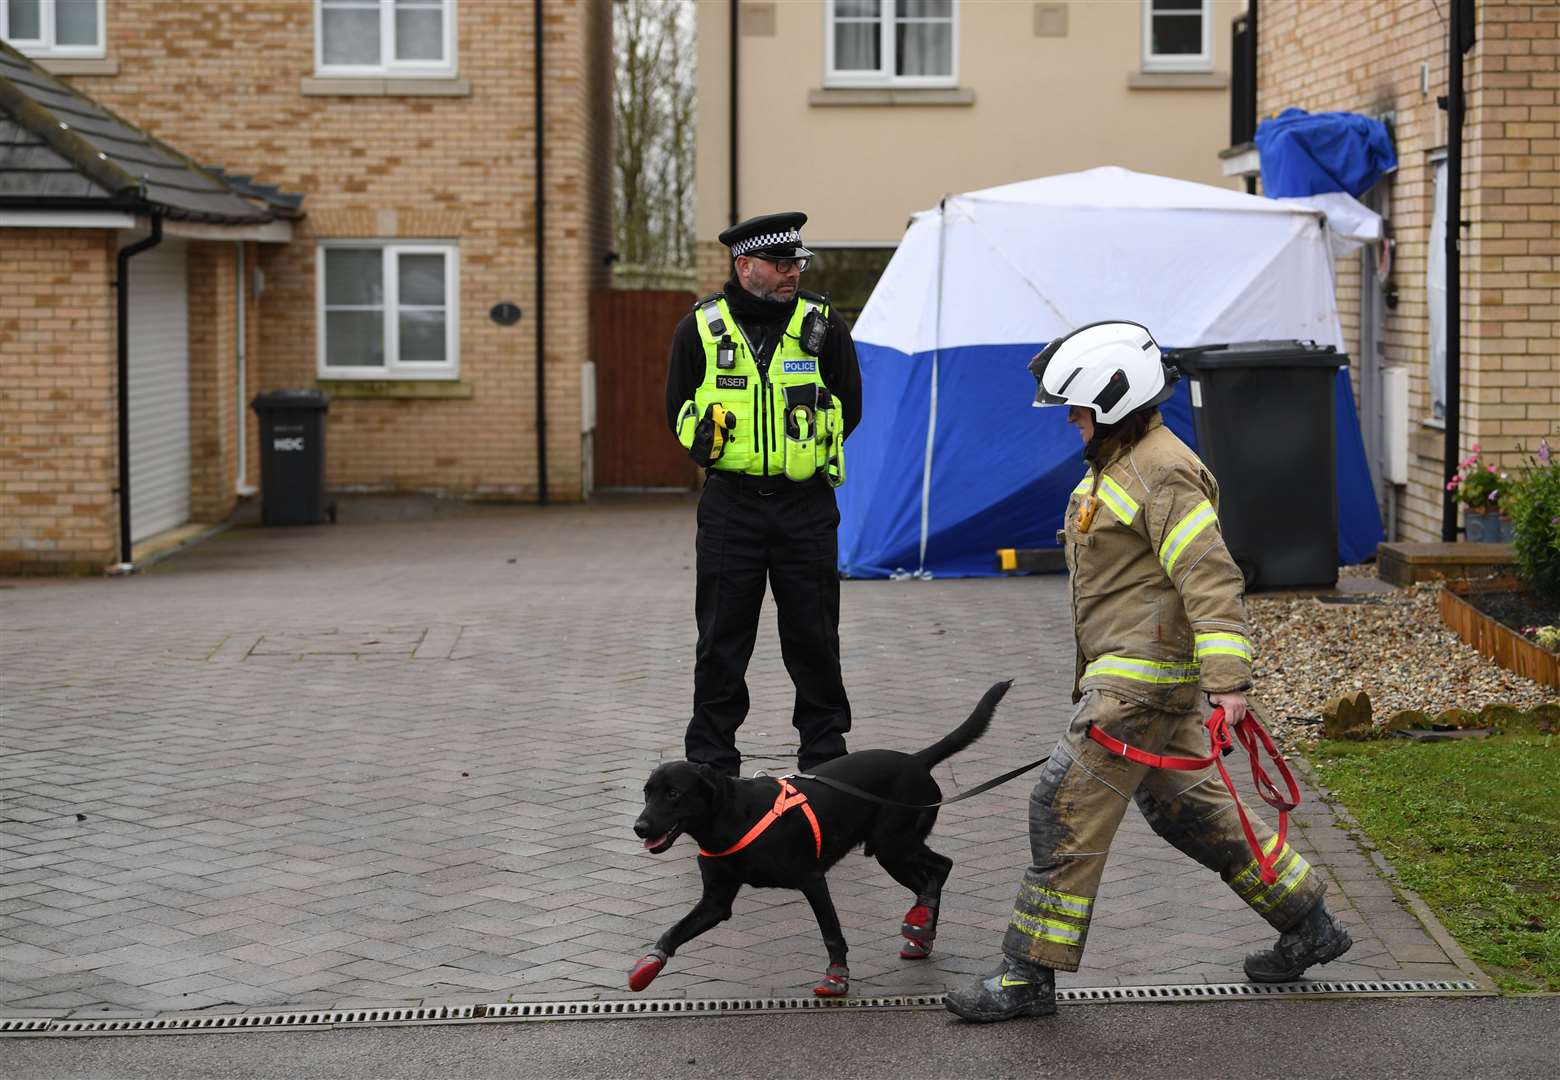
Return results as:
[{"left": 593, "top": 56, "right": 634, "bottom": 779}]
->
[{"left": 0, "top": 496, "right": 1479, "bottom": 1016}]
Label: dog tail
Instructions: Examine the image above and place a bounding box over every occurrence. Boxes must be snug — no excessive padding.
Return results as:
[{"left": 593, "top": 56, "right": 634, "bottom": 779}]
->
[{"left": 913, "top": 679, "right": 1013, "bottom": 768}]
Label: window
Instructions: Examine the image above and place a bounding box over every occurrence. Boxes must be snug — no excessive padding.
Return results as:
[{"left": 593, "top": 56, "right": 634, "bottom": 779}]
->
[
  {"left": 316, "top": 0, "right": 455, "bottom": 77},
  {"left": 1142, "top": 0, "right": 1211, "bottom": 73},
  {"left": 1, "top": 0, "right": 104, "bottom": 57},
  {"left": 317, "top": 243, "right": 459, "bottom": 379},
  {"left": 825, "top": 0, "right": 956, "bottom": 88}
]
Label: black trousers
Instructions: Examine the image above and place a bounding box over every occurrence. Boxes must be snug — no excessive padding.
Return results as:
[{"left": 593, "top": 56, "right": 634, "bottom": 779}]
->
[{"left": 687, "top": 470, "right": 852, "bottom": 775}]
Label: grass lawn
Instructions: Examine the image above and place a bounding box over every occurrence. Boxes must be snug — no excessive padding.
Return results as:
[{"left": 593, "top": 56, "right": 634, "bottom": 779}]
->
[{"left": 1308, "top": 730, "right": 1560, "bottom": 993}]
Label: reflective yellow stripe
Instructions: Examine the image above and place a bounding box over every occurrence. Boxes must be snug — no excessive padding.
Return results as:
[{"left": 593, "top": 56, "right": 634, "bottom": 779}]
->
[
  {"left": 1096, "top": 475, "right": 1139, "bottom": 525},
  {"left": 1019, "top": 882, "right": 1094, "bottom": 918},
  {"left": 1236, "top": 849, "right": 1296, "bottom": 901},
  {"left": 1159, "top": 499, "right": 1216, "bottom": 575},
  {"left": 1195, "top": 632, "right": 1252, "bottom": 661},
  {"left": 1009, "top": 909, "right": 1084, "bottom": 945},
  {"left": 1072, "top": 473, "right": 1093, "bottom": 496},
  {"left": 1232, "top": 836, "right": 1287, "bottom": 897},
  {"left": 1083, "top": 654, "right": 1200, "bottom": 685},
  {"left": 1250, "top": 852, "right": 1312, "bottom": 913}
]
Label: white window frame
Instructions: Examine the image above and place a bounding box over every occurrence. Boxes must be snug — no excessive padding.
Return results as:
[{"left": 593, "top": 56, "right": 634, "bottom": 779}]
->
[
  {"left": 1141, "top": 0, "right": 1212, "bottom": 73},
  {"left": 1, "top": 0, "right": 106, "bottom": 58},
  {"left": 316, "top": 241, "right": 461, "bottom": 381},
  {"left": 823, "top": 0, "right": 958, "bottom": 89},
  {"left": 314, "top": 0, "right": 457, "bottom": 79}
]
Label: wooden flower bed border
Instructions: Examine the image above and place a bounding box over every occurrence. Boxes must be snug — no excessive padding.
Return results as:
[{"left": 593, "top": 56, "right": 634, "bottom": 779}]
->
[{"left": 1439, "top": 578, "right": 1560, "bottom": 690}]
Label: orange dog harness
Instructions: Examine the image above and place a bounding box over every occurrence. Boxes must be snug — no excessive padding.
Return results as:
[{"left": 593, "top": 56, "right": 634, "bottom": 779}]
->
[{"left": 699, "top": 778, "right": 822, "bottom": 859}]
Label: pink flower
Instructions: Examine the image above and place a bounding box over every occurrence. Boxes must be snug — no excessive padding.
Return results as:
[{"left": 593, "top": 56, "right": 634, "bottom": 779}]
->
[
  {"left": 1488, "top": 491, "right": 1498, "bottom": 503},
  {"left": 1472, "top": 443, "right": 1481, "bottom": 454},
  {"left": 1488, "top": 464, "right": 1498, "bottom": 474},
  {"left": 1446, "top": 480, "right": 1458, "bottom": 491},
  {"left": 1541, "top": 439, "right": 1552, "bottom": 465}
]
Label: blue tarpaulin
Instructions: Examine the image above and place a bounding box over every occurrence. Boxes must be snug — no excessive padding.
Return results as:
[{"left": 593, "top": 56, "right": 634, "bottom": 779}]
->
[{"left": 1255, "top": 108, "right": 1397, "bottom": 198}]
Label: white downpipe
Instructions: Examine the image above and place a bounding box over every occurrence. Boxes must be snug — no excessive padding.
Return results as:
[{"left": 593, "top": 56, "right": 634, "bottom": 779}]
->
[{"left": 235, "top": 242, "right": 249, "bottom": 492}]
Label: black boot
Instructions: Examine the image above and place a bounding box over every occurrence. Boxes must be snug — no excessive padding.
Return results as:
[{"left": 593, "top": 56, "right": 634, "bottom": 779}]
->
[
  {"left": 1244, "top": 900, "right": 1353, "bottom": 983},
  {"left": 944, "top": 958, "right": 1056, "bottom": 1022}
]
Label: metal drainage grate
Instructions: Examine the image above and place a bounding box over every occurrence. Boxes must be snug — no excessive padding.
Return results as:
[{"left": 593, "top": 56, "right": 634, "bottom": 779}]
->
[
  {"left": 0, "top": 980, "right": 1485, "bottom": 1038},
  {"left": 34, "top": 1005, "right": 479, "bottom": 1037},
  {"left": 1056, "top": 979, "right": 1483, "bottom": 1003}
]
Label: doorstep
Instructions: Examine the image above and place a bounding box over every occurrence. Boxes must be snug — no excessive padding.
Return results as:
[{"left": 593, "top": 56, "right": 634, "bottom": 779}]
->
[{"left": 1376, "top": 541, "right": 1516, "bottom": 587}]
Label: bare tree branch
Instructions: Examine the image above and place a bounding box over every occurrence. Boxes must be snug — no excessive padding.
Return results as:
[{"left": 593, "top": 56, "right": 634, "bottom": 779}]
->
[{"left": 614, "top": 0, "right": 695, "bottom": 282}]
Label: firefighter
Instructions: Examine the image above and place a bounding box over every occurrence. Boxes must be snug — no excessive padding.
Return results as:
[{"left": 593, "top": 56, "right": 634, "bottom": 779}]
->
[
  {"left": 945, "top": 321, "right": 1353, "bottom": 1023},
  {"left": 664, "top": 212, "right": 862, "bottom": 777}
]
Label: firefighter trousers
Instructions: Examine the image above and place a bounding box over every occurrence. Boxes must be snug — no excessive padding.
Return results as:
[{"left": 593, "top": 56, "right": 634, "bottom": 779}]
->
[{"left": 1002, "top": 690, "right": 1325, "bottom": 972}]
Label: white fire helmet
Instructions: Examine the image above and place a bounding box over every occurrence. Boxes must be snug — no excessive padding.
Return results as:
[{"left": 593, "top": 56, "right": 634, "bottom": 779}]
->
[{"left": 1028, "top": 321, "right": 1179, "bottom": 426}]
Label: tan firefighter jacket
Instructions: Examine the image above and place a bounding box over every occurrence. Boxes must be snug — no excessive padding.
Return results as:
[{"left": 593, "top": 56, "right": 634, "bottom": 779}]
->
[{"left": 1061, "top": 414, "right": 1253, "bottom": 710}]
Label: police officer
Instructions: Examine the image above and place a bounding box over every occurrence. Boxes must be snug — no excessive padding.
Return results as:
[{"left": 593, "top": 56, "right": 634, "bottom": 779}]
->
[
  {"left": 945, "top": 321, "right": 1352, "bottom": 1022},
  {"left": 664, "top": 211, "right": 862, "bottom": 777}
]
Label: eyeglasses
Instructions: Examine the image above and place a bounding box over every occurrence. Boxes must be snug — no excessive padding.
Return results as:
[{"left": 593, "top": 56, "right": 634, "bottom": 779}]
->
[{"left": 755, "top": 255, "right": 809, "bottom": 274}]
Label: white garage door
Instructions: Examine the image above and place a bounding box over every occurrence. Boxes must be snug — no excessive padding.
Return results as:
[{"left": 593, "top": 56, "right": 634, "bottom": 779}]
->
[{"left": 126, "top": 238, "right": 190, "bottom": 543}]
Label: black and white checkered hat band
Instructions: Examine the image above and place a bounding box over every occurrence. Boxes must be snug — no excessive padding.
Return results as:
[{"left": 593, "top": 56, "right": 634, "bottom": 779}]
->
[{"left": 731, "top": 229, "right": 801, "bottom": 256}]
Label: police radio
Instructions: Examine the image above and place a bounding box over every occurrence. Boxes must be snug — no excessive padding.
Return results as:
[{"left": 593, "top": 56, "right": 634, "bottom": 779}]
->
[
  {"left": 716, "top": 334, "right": 736, "bottom": 369},
  {"left": 799, "top": 297, "right": 829, "bottom": 356}
]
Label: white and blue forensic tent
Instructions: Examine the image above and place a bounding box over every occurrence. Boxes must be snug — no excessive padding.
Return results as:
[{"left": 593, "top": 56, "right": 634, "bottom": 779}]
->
[{"left": 839, "top": 166, "right": 1385, "bottom": 579}]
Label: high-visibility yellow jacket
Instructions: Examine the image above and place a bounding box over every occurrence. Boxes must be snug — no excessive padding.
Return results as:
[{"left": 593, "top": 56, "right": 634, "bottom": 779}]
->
[
  {"left": 1061, "top": 414, "right": 1253, "bottom": 709},
  {"left": 674, "top": 293, "right": 844, "bottom": 485}
]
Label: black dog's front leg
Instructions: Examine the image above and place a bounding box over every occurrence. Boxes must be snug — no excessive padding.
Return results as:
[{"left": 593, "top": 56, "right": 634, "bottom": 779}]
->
[
  {"left": 629, "top": 869, "right": 741, "bottom": 992},
  {"left": 800, "top": 876, "right": 850, "bottom": 997}
]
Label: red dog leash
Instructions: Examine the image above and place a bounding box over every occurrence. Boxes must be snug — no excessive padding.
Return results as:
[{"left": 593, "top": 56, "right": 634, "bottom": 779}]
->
[{"left": 1087, "top": 706, "right": 1301, "bottom": 885}]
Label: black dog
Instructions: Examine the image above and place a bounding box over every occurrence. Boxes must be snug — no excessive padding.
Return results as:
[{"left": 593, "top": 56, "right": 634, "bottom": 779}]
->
[{"left": 630, "top": 680, "right": 1012, "bottom": 997}]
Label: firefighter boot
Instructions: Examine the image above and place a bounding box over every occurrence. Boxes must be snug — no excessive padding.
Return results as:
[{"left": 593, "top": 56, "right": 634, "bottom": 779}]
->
[
  {"left": 943, "top": 958, "right": 1056, "bottom": 1022},
  {"left": 1244, "top": 899, "right": 1353, "bottom": 983}
]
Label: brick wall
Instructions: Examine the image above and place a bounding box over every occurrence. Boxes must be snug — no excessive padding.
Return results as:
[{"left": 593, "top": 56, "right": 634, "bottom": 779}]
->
[
  {"left": 59, "top": 0, "right": 610, "bottom": 505},
  {"left": 1465, "top": 1, "right": 1559, "bottom": 466},
  {"left": 1260, "top": 0, "right": 1558, "bottom": 542},
  {"left": 187, "top": 241, "right": 238, "bottom": 522},
  {"left": 695, "top": 241, "right": 728, "bottom": 298},
  {"left": 0, "top": 230, "right": 118, "bottom": 573}
]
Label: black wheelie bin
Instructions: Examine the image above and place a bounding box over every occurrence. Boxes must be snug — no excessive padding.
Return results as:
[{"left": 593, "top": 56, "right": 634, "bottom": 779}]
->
[
  {"left": 251, "top": 389, "right": 333, "bottom": 526},
  {"left": 1165, "top": 341, "right": 1345, "bottom": 590}
]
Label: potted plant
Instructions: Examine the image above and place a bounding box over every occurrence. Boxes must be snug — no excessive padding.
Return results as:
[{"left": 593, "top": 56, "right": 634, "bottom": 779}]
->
[{"left": 1446, "top": 444, "right": 1513, "bottom": 541}]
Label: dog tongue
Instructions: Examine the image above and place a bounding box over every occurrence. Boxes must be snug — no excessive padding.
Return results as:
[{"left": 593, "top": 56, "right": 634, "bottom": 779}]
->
[{"left": 644, "top": 834, "right": 670, "bottom": 851}]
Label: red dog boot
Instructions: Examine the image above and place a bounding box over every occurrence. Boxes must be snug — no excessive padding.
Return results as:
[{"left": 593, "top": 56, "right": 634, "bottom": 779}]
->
[
  {"left": 900, "top": 903, "right": 937, "bottom": 959},
  {"left": 813, "top": 963, "right": 849, "bottom": 997},
  {"left": 628, "top": 948, "right": 669, "bottom": 992}
]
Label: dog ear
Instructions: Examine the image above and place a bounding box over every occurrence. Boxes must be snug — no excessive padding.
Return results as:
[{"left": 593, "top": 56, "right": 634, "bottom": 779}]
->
[{"left": 694, "top": 763, "right": 725, "bottom": 811}]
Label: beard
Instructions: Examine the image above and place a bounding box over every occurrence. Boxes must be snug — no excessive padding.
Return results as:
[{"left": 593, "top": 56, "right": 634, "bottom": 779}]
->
[{"left": 754, "top": 282, "right": 794, "bottom": 303}]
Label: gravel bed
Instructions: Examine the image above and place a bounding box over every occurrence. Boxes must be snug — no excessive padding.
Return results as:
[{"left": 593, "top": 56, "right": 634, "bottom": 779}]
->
[{"left": 1248, "top": 567, "right": 1558, "bottom": 747}]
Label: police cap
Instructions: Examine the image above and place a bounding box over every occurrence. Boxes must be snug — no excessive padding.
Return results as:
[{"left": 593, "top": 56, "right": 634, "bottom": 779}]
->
[{"left": 718, "top": 211, "right": 814, "bottom": 260}]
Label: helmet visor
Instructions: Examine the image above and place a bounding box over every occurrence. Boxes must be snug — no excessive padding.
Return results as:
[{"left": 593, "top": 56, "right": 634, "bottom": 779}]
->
[{"left": 1027, "top": 340, "right": 1072, "bottom": 408}]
